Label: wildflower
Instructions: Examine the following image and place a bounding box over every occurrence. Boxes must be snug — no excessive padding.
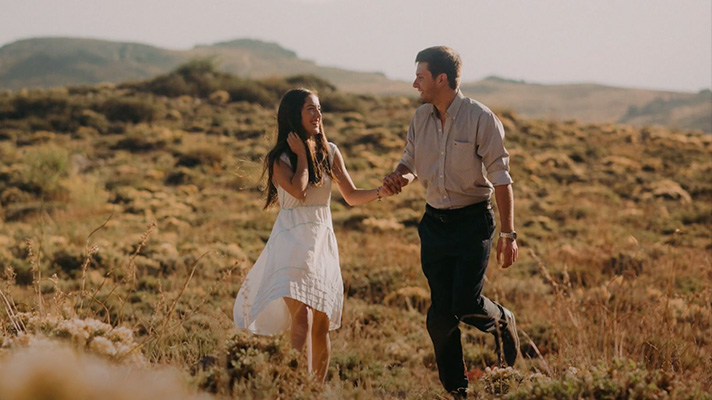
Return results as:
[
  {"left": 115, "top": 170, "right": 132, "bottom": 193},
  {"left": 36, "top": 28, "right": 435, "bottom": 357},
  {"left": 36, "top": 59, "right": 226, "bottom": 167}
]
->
[
  {"left": 89, "top": 336, "right": 117, "bottom": 357},
  {"left": 109, "top": 327, "right": 135, "bottom": 345}
]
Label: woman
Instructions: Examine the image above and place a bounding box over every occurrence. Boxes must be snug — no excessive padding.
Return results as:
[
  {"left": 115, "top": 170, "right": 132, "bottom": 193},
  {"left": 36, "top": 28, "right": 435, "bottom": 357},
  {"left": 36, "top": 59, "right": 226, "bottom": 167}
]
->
[{"left": 233, "top": 88, "right": 392, "bottom": 382}]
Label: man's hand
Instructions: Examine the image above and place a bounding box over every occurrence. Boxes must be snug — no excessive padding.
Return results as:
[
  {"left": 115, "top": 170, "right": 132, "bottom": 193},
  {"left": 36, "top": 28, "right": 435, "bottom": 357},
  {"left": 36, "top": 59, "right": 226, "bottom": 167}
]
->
[
  {"left": 496, "top": 237, "right": 518, "bottom": 268},
  {"left": 382, "top": 171, "right": 409, "bottom": 194}
]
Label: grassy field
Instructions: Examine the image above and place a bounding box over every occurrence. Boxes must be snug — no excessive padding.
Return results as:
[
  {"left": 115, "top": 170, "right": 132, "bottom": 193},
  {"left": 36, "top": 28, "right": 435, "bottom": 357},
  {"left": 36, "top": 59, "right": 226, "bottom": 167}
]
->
[{"left": 0, "top": 64, "right": 710, "bottom": 399}]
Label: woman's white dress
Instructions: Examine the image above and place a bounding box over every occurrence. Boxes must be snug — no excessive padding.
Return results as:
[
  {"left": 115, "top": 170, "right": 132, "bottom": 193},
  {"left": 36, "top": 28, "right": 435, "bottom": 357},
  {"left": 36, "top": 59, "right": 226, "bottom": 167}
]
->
[{"left": 233, "top": 143, "right": 343, "bottom": 335}]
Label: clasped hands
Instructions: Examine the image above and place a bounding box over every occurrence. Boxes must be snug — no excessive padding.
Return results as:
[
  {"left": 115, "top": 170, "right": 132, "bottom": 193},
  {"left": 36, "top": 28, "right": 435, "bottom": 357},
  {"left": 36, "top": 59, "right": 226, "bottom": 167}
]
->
[
  {"left": 382, "top": 171, "right": 409, "bottom": 196},
  {"left": 376, "top": 172, "right": 405, "bottom": 199}
]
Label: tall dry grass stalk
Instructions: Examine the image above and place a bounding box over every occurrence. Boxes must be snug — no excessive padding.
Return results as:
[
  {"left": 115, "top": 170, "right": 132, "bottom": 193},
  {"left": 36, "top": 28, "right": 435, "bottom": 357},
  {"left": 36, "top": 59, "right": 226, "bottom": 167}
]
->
[
  {"left": 25, "top": 239, "right": 43, "bottom": 316},
  {"left": 80, "top": 213, "right": 112, "bottom": 296},
  {"left": 529, "top": 245, "right": 711, "bottom": 384},
  {"left": 143, "top": 251, "right": 210, "bottom": 351},
  {"left": 126, "top": 221, "right": 157, "bottom": 287},
  {"left": 0, "top": 287, "right": 25, "bottom": 334}
]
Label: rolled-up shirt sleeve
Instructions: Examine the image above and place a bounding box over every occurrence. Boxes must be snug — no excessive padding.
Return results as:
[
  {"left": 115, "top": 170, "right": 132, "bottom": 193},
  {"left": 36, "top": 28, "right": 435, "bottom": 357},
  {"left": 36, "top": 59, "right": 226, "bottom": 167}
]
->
[
  {"left": 477, "top": 110, "right": 513, "bottom": 186},
  {"left": 399, "top": 119, "right": 417, "bottom": 177}
]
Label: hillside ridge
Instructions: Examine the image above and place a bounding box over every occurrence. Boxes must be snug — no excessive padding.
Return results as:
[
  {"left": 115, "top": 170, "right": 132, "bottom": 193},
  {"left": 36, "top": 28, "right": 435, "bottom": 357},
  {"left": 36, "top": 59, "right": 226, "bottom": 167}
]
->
[{"left": 0, "top": 37, "right": 709, "bottom": 133}]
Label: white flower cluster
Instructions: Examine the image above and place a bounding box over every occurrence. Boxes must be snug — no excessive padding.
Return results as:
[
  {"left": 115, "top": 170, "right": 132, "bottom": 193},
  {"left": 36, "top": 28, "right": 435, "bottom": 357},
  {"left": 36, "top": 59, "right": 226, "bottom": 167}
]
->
[
  {"left": 5, "top": 313, "right": 146, "bottom": 366},
  {"left": 483, "top": 365, "right": 521, "bottom": 378},
  {"left": 56, "top": 317, "right": 111, "bottom": 345}
]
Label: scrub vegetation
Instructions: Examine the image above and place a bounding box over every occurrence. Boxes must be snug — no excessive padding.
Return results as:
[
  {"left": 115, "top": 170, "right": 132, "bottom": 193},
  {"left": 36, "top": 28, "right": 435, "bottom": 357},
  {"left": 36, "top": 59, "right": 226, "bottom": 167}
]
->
[{"left": 0, "top": 61, "right": 710, "bottom": 399}]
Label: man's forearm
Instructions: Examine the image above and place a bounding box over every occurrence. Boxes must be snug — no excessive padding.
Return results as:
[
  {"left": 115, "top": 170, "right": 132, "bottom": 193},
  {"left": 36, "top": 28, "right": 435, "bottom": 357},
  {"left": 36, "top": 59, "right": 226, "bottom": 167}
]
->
[{"left": 494, "top": 184, "right": 514, "bottom": 232}]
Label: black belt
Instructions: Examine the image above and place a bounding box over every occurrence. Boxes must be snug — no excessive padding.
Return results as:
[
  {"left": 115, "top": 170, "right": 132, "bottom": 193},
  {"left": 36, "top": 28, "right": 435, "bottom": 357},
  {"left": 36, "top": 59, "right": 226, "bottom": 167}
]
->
[{"left": 425, "top": 200, "right": 492, "bottom": 223}]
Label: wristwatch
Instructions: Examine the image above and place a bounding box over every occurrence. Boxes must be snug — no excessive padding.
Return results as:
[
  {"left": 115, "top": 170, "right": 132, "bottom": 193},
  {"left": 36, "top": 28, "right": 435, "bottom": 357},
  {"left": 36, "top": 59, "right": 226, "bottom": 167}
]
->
[{"left": 499, "top": 231, "right": 518, "bottom": 240}]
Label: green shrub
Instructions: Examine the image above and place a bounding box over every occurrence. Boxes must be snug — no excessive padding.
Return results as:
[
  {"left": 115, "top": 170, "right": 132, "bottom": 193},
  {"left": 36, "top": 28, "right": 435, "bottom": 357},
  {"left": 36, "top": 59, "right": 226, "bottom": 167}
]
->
[
  {"left": 175, "top": 145, "right": 225, "bottom": 168},
  {"left": 78, "top": 109, "right": 110, "bottom": 134},
  {"left": 19, "top": 145, "right": 69, "bottom": 197},
  {"left": 98, "top": 97, "right": 157, "bottom": 123},
  {"left": 192, "top": 331, "right": 322, "bottom": 398},
  {"left": 138, "top": 59, "right": 223, "bottom": 98},
  {"left": 226, "top": 81, "right": 276, "bottom": 107},
  {"left": 330, "top": 350, "right": 387, "bottom": 387},
  {"left": 51, "top": 247, "right": 85, "bottom": 277},
  {"left": 128, "top": 61, "right": 338, "bottom": 110},
  {"left": 1, "top": 92, "right": 88, "bottom": 133},
  {"left": 113, "top": 125, "right": 177, "bottom": 152},
  {"left": 480, "top": 367, "right": 525, "bottom": 396},
  {"left": 506, "top": 360, "right": 679, "bottom": 400},
  {"left": 10, "top": 92, "right": 70, "bottom": 119},
  {"left": 285, "top": 74, "right": 337, "bottom": 93},
  {"left": 146, "top": 73, "right": 194, "bottom": 97},
  {"left": 321, "top": 92, "right": 366, "bottom": 113}
]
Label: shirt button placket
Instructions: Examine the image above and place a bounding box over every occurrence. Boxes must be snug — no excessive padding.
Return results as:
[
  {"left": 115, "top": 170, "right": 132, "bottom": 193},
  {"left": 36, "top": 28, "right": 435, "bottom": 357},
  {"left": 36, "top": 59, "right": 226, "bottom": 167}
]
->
[{"left": 439, "top": 124, "right": 448, "bottom": 206}]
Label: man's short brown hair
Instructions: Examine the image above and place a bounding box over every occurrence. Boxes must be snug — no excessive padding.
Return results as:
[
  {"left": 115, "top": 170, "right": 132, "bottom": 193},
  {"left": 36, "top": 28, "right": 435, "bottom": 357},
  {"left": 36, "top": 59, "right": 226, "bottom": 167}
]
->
[{"left": 415, "top": 46, "right": 462, "bottom": 90}]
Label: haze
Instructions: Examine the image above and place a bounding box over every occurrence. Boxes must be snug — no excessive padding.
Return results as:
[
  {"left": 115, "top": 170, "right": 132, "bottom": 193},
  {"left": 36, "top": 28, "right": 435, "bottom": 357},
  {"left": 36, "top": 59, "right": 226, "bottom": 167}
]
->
[{"left": 1, "top": 0, "right": 710, "bottom": 93}]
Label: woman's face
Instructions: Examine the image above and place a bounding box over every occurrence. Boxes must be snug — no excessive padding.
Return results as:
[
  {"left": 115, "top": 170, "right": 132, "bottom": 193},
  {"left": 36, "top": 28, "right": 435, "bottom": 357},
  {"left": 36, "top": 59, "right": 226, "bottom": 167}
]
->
[{"left": 300, "top": 94, "right": 322, "bottom": 136}]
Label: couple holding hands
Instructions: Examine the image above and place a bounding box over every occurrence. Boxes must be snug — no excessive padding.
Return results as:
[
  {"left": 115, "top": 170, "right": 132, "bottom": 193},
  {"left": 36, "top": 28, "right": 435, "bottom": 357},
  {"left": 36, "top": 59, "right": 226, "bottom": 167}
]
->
[{"left": 233, "top": 46, "right": 519, "bottom": 398}]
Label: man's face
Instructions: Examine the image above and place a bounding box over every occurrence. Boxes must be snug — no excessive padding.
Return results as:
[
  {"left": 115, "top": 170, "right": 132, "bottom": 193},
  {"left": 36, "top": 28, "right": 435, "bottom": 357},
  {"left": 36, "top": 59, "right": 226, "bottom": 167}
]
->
[{"left": 413, "top": 62, "right": 437, "bottom": 103}]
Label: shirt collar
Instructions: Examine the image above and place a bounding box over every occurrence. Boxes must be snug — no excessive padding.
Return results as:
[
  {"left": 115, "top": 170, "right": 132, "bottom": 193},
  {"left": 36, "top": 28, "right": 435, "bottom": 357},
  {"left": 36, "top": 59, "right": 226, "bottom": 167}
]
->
[{"left": 430, "top": 89, "right": 465, "bottom": 120}]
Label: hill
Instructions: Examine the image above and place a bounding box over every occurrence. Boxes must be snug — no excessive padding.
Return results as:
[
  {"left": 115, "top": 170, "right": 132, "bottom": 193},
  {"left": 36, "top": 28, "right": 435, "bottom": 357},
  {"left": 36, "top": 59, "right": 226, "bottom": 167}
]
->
[
  {"left": 0, "top": 37, "right": 184, "bottom": 88},
  {"left": 461, "top": 77, "right": 712, "bottom": 133},
  {"left": 0, "top": 37, "right": 409, "bottom": 95},
  {"left": 0, "top": 37, "right": 709, "bottom": 133},
  {"left": 0, "top": 66, "right": 710, "bottom": 399}
]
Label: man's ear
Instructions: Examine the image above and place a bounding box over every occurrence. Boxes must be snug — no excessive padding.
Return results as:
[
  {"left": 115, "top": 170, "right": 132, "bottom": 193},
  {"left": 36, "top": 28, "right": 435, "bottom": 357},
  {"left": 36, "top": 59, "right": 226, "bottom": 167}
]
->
[{"left": 437, "top": 73, "right": 447, "bottom": 86}]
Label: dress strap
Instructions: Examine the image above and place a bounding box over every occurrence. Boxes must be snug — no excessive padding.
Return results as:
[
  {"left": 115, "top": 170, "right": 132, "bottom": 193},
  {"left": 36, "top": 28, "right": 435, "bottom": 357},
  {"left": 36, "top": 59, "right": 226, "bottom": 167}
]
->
[
  {"left": 279, "top": 152, "right": 292, "bottom": 168},
  {"left": 328, "top": 142, "right": 337, "bottom": 165}
]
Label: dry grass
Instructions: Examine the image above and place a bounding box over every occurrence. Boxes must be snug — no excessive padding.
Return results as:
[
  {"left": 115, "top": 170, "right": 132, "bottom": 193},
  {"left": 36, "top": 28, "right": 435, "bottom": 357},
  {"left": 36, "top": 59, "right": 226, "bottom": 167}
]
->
[{"left": 0, "top": 78, "right": 710, "bottom": 399}]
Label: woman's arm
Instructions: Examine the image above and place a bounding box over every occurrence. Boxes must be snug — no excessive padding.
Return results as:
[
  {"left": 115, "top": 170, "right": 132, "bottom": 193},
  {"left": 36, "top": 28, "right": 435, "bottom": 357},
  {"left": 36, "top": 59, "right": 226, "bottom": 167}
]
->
[
  {"left": 272, "top": 133, "right": 309, "bottom": 201},
  {"left": 332, "top": 145, "right": 392, "bottom": 206}
]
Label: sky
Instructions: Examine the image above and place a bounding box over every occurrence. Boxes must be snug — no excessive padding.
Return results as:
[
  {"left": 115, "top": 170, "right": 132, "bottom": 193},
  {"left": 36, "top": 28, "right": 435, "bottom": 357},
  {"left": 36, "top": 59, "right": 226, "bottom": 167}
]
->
[{"left": 1, "top": 0, "right": 710, "bottom": 93}]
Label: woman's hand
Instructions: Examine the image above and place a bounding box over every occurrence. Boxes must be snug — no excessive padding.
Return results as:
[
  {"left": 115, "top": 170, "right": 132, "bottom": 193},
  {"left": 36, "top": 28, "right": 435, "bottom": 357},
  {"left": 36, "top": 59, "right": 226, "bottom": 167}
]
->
[
  {"left": 378, "top": 185, "right": 396, "bottom": 199},
  {"left": 287, "top": 132, "right": 307, "bottom": 157}
]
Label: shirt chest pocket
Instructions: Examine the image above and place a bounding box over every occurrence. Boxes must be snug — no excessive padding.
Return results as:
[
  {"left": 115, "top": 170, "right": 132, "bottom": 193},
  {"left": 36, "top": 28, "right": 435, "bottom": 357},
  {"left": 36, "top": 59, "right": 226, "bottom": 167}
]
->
[{"left": 450, "top": 140, "right": 476, "bottom": 171}]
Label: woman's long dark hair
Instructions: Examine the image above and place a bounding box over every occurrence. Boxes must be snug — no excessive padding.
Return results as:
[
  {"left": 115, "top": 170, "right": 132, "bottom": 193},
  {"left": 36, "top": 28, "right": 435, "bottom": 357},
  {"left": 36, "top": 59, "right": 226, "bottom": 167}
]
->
[{"left": 263, "top": 89, "right": 333, "bottom": 208}]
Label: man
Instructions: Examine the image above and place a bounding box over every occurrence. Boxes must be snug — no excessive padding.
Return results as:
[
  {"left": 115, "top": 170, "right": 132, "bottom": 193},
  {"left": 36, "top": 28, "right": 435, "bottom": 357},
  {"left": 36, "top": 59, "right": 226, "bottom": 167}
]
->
[{"left": 383, "top": 46, "right": 520, "bottom": 398}]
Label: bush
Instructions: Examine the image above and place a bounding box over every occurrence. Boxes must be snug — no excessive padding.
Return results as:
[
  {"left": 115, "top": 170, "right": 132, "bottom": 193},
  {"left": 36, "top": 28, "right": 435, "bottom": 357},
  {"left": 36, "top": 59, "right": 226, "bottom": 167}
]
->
[
  {"left": 189, "top": 331, "right": 319, "bottom": 398},
  {"left": 175, "top": 145, "right": 225, "bottom": 168},
  {"left": 2, "top": 92, "right": 87, "bottom": 133},
  {"left": 98, "top": 97, "right": 157, "bottom": 124},
  {"left": 321, "top": 92, "right": 366, "bottom": 113},
  {"left": 146, "top": 73, "right": 194, "bottom": 97},
  {"left": 51, "top": 247, "right": 85, "bottom": 277},
  {"left": 133, "top": 60, "right": 339, "bottom": 109},
  {"left": 18, "top": 145, "right": 69, "bottom": 198},
  {"left": 285, "top": 74, "right": 337, "bottom": 93},
  {"left": 10, "top": 92, "right": 70, "bottom": 119},
  {"left": 139, "top": 59, "right": 223, "bottom": 98},
  {"left": 225, "top": 81, "right": 276, "bottom": 107},
  {"left": 506, "top": 360, "right": 680, "bottom": 400},
  {"left": 113, "top": 125, "right": 178, "bottom": 152},
  {"left": 77, "top": 109, "right": 110, "bottom": 134}
]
